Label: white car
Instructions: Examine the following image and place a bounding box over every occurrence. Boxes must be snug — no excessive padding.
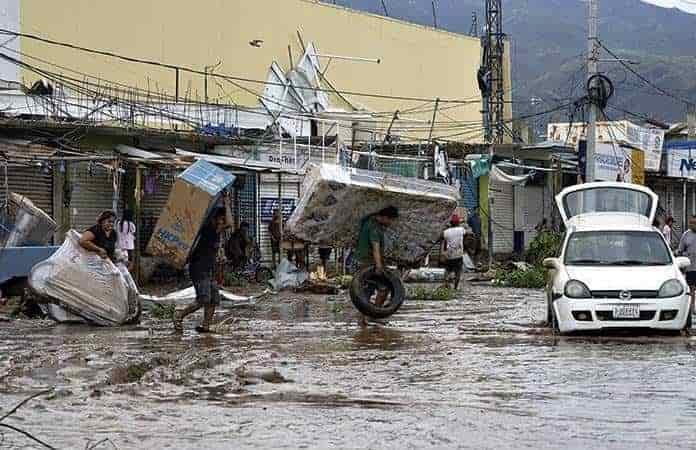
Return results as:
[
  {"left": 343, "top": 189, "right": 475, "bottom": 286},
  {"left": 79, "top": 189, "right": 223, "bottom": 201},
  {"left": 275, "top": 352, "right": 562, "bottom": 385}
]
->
[{"left": 544, "top": 182, "right": 692, "bottom": 334}]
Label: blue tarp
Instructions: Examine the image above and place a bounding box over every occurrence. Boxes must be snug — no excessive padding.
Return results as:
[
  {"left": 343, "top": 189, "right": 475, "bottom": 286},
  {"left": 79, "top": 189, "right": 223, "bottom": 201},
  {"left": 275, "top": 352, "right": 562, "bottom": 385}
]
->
[{"left": 0, "top": 246, "right": 59, "bottom": 284}]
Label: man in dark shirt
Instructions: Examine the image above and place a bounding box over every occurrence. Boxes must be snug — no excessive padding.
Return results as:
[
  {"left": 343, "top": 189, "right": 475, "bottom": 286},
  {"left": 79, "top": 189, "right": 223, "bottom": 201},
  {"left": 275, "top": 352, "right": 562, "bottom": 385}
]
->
[
  {"left": 269, "top": 209, "right": 282, "bottom": 267},
  {"left": 225, "top": 222, "right": 252, "bottom": 271},
  {"left": 174, "top": 194, "right": 233, "bottom": 333}
]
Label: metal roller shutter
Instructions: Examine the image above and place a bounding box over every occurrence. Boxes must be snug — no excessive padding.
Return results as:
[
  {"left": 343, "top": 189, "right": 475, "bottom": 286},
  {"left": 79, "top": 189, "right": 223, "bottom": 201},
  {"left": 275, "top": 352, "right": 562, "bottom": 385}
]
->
[
  {"left": 490, "top": 180, "right": 514, "bottom": 255},
  {"left": 69, "top": 162, "right": 114, "bottom": 232},
  {"left": 138, "top": 167, "right": 177, "bottom": 252},
  {"left": 672, "top": 183, "right": 685, "bottom": 239},
  {"left": 1, "top": 164, "right": 54, "bottom": 217},
  {"left": 258, "top": 172, "right": 301, "bottom": 264},
  {"left": 514, "top": 184, "right": 544, "bottom": 250}
]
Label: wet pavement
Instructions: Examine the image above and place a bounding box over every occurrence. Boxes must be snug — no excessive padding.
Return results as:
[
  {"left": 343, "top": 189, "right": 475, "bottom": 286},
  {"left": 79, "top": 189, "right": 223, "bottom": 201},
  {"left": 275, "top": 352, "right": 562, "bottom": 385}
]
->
[{"left": 2, "top": 283, "right": 696, "bottom": 449}]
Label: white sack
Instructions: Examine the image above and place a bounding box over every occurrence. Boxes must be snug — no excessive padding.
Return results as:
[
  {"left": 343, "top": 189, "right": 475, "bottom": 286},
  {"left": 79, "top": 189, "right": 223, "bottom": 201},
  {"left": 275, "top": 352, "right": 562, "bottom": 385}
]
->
[
  {"left": 29, "top": 230, "right": 139, "bottom": 326},
  {"left": 269, "top": 258, "right": 308, "bottom": 290}
]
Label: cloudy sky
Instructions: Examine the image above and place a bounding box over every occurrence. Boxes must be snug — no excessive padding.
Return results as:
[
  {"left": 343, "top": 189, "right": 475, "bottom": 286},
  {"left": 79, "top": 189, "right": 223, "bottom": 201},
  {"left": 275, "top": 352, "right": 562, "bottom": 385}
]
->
[{"left": 642, "top": 0, "right": 696, "bottom": 14}]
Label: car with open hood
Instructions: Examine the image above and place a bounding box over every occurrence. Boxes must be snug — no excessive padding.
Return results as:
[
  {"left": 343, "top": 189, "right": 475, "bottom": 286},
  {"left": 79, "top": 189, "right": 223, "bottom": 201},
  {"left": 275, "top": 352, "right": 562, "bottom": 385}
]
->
[{"left": 544, "top": 182, "right": 691, "bottom": 334}]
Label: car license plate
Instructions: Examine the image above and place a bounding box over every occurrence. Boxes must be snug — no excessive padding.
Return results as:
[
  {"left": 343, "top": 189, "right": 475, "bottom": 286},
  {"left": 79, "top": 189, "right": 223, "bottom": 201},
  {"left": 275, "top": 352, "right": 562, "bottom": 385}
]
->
[{"left": 612, "top": 305, "right": 640, "bottom": 319}]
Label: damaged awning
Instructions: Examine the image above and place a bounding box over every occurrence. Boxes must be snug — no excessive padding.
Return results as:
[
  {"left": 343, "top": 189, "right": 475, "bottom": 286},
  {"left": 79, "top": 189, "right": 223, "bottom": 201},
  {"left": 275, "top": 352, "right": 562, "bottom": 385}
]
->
[{"left": 489, "top": 165, "right": 535, "bottom": 185}]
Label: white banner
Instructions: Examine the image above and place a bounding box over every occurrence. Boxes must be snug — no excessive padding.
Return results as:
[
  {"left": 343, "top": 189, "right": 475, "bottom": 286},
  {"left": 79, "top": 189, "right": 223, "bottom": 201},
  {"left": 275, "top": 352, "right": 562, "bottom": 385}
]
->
[
  {"left": 548, "top": 121, "right": 663, "bottom": 171},
  {"left": 594, "top": 143, "right": 632, "bottom": 182},
  {"left": 666, "top": 147, "right": 696, "bottom": 180}
]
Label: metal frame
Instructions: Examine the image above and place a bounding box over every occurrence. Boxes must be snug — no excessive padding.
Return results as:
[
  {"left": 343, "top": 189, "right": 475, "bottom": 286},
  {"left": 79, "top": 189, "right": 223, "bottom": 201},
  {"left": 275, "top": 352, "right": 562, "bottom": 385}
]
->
[{"left": 483, "top": 0, "right": 505, "bottom": 144}]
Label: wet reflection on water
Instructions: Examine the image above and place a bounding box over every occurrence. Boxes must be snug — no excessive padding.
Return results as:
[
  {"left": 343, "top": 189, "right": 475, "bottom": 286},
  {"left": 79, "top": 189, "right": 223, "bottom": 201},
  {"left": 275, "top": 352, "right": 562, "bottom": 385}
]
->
[{"left": 2, "top": 283, "right": 696, "bottom": 449}]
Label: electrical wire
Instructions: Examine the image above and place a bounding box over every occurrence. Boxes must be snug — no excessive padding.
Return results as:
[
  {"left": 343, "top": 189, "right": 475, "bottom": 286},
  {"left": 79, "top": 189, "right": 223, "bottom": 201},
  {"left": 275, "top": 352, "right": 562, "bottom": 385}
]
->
[
  {"left": 0, "top": 27, "right": 480, "bottom": 105},
  {"left": 598, "top": 40, "right": 695, "bottom": 107},
  {"left": 2, "top": 49, "right": 494, "bottom": 136}
]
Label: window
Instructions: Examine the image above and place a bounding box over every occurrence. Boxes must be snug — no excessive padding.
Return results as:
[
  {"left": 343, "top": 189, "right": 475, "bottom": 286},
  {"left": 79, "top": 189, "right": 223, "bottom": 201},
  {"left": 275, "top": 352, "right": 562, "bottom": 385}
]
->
[
  {"left": 563, "top": 187, "right": 652, "bottom": 220},
  {"left": 564, "top": 231, "right": 671, "bottom": 266}
]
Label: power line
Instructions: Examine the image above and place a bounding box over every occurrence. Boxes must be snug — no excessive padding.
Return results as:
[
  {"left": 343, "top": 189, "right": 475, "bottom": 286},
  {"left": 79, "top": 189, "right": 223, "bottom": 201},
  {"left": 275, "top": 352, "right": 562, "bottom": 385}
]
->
[
  {"left": 598, "top": 39, "right": 695, "bottom": 107},
  {"left": 0, "top": 27, "right": 476, "bottom": 105},
  {"left": 1, "top": 51, "right": 493, "bottom": 136}
]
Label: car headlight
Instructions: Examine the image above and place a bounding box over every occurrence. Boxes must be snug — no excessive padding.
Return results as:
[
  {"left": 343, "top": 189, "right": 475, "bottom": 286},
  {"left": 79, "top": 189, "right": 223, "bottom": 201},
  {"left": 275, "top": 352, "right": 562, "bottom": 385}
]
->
[
  {"left": 658, "top": 279, "right": 684, "bottom": 298},
  {"left": 564, "top": 280, "right": 591, "bottom": 299}
]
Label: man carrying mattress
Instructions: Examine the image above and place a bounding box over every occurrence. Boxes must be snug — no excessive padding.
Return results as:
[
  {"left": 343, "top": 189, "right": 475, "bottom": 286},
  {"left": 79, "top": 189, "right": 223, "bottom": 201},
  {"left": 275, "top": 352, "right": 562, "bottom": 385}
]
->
[{"left": 173, "top": 193, "right": 233, "bottom": 333}]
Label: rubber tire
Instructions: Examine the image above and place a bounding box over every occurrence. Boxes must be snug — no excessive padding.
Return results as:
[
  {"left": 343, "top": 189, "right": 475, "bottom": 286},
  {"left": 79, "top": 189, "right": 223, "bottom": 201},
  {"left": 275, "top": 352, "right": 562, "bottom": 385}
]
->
[
  {"left": 349, "top": 266, "right": 405, "bottom": 319},
  {"left": 255, "top": 267, "right": 274, "bottom": 285}
]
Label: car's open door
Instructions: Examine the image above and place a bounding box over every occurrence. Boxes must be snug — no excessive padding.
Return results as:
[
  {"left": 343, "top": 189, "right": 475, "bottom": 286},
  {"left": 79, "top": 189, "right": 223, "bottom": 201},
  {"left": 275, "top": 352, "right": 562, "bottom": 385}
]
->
[{"left": 555, "top": 182, "right": 658, "bottom": 226}]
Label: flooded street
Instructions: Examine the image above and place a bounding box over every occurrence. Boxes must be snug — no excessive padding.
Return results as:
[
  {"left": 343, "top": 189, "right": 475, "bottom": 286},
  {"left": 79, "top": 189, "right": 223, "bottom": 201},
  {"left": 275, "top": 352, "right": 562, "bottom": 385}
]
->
[{"left": 3, "top": 283, "right": 696, "bottom": 449}]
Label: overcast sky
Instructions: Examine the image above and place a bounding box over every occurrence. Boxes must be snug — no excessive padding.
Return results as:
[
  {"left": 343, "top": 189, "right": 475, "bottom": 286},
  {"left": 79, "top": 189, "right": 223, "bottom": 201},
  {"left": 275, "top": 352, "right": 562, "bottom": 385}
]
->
[{"left": 642, "top": 0, "right": 696, "bottom": 14}]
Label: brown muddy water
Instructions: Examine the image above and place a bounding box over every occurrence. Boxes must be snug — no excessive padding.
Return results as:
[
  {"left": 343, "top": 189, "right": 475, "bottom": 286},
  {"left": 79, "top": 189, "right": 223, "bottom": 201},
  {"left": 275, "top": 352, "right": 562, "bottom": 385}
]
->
[{"left": 2, "top": 283, "right": 696, "bottom": 449}]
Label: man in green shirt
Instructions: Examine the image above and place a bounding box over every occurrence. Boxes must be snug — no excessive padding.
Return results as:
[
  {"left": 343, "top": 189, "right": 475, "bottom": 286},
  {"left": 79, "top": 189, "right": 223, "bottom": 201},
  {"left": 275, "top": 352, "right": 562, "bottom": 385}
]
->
[
  {"left": 353, "top": 206, "right": 398, "bottom": 272},
  {"left": 352, "top": 206, "right": 399, "bottom": 324}
]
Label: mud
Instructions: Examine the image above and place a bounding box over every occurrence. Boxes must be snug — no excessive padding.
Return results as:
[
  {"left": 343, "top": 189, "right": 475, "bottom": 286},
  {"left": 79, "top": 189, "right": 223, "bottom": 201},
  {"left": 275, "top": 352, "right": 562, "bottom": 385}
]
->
[{"left": 2, "top": 283, "right": 696, "bottom": 449}]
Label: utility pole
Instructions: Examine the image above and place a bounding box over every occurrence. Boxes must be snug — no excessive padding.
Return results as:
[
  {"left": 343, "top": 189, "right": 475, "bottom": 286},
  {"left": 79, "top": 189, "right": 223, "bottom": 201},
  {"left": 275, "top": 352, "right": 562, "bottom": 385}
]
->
[
  {"left": 586, "top": 0, "right": 599, "bottom": 182},
  {"left": 469, "top": 12, "right": 478, "bottom": 37},
  {"left": 483, "top": 0, "right": 505, "bottom": 144}
]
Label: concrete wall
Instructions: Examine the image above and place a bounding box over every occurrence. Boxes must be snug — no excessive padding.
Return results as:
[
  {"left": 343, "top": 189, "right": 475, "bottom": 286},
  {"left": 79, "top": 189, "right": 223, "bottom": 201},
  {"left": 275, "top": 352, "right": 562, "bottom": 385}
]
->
[{"left": 17, "top": 0, "right": 501, "bottom": 142}]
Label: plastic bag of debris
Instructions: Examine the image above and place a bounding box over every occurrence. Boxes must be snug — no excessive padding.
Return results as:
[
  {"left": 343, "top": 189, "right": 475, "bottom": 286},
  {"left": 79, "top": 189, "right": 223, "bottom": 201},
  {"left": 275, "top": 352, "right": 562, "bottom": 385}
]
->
[
  {"left": 286, "top": 164, "right": 460, "bottom": 266},
  {"left": 269, "top": 258, "right": 308, "bottom": 291},
  {"left": 29, "top": 230, "right": 140, "bottom": 326}
]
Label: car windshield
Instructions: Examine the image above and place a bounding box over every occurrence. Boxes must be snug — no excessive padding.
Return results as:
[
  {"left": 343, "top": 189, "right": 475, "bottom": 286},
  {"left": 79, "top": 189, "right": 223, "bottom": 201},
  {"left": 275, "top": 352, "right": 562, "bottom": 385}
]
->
[
  {"left": 564, "top": 231, "right": 671, "bottom": 266},
  {"left": 563, "top": 187, "right": 652, "bottom": 220}
]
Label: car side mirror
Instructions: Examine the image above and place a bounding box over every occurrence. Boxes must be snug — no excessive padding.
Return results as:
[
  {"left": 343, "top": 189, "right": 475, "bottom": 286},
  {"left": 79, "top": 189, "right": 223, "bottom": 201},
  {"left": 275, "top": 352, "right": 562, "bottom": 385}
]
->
[
  {"left": 676, "top": 256, "right": 691, "bottom": 270},
  {"left": 543, "top": 257, "right": 560, "bottom": 270}
]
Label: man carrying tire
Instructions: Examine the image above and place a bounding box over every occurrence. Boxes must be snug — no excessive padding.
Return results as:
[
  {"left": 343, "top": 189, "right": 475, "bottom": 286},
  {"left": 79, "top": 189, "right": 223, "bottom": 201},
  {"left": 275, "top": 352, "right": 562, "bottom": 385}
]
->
[{"left": 352, "top": 206, "right": 399, "bottom": 325}]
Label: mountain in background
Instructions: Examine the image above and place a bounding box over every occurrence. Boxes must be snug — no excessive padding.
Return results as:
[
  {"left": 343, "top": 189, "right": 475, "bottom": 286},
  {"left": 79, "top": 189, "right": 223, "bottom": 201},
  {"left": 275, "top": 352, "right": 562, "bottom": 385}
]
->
[{"left": 333, "top": 0, "right": 696, "bottom": 129}]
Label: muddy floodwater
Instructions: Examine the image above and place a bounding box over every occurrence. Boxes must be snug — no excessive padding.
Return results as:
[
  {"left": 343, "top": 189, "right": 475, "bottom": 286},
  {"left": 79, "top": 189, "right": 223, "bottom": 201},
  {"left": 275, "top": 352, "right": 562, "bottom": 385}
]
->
[{"left": 2, "top": 283, "right": 696, "bottom": 449}]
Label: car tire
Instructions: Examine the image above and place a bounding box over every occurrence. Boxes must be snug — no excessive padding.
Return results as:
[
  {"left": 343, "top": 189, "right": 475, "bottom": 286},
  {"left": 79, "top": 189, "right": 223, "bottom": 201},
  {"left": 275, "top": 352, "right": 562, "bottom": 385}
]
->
[{"left": 349, "top": 266, "right": 405, "bottom": 319}]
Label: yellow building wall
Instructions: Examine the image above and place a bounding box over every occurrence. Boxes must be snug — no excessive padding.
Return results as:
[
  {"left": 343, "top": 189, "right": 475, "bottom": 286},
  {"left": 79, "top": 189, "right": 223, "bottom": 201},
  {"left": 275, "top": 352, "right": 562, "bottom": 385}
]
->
[{"left": 19, "top": 0, "right": 508, "bottom": 142}]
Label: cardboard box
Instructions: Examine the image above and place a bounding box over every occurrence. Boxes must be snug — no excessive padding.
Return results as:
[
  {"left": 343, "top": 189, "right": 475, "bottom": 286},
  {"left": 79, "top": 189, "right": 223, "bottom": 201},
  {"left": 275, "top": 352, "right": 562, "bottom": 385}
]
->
[
  {"left": 286, "top": 164, "right": 460, "bottom": 266},
  {"left": 147, "top": 160, "right": 235, "bottom": 268}
]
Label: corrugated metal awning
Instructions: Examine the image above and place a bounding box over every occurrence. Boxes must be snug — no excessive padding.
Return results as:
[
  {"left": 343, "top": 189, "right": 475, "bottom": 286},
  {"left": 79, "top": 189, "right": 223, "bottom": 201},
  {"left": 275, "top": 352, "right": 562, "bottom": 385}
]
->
[{"left": 0, "top": 139, "right": 56, "bottom": 165}]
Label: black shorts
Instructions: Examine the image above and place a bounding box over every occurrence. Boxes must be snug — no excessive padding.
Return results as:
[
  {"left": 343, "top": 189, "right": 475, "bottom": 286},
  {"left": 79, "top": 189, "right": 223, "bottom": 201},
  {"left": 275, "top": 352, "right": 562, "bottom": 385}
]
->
[
  {"left": 686, "top": 271, "right": 696, "bottom": 287},
  {"left": 190, "top": 270, "right": 220, "bottom": 306},
  {"left": 444, "top": 258, "right": 463, "bottom": 272}
]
